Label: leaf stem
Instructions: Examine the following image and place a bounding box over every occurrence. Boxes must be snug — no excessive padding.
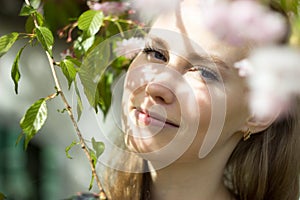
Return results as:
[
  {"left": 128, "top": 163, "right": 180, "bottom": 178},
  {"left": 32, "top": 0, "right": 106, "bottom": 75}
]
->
[
  {"left": 45, "top": 52, "right": 107, "bottom": 199},
  {"left": 46, "top": 92, "right": 59, "bottom": 100},
  {"left": 106, "top": 18, "right": 125, "bottom": 37}
]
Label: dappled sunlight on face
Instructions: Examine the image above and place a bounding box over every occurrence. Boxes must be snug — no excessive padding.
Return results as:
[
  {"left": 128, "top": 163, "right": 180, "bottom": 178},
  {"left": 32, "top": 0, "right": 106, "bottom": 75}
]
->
[
  {"left": 121, "top": 63, "right": 201, "bottom": 168},
  {"left": 119, "top": 3, "right": 251, "bottom": 166},
  {"left": 86, "top": 1, "right": 253, "bottom": 172}
]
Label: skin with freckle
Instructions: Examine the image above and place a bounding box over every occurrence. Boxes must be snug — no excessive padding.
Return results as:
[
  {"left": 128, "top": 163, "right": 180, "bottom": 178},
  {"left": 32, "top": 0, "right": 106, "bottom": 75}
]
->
[{"left": 121, "top": 2, "right": 250, "bottom": 162}]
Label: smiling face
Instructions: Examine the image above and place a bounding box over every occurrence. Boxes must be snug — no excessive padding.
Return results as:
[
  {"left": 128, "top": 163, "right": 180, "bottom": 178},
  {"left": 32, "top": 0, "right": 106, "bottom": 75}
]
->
[{"left": 121, "top": 1, "right": 251, "bottom": 165}]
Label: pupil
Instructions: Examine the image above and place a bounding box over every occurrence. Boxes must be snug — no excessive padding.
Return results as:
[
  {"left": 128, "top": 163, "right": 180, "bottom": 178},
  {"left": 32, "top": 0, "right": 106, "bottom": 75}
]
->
[
  {"left": 202, "top": 70, "right": 215, "bottom": 79},
  {"left": 155, "top": 52, "right": 166, "bottom": 61}
]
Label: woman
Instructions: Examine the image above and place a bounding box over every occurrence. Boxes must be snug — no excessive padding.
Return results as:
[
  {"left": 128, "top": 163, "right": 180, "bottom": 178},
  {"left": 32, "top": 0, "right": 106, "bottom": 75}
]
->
[{"left": 100, "top": 0, "right": 300, "bottom": 199}]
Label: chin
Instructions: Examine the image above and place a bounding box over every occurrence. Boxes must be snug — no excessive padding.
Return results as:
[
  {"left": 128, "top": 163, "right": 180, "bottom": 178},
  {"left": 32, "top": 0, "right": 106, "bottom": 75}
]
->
[{"left": 124, "top": 129, "right": 175, "bottom": 153}]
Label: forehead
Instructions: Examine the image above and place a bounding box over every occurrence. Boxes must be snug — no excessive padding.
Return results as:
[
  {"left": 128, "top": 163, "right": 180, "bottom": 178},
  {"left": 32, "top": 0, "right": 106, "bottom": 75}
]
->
[{"left": 149, "top": 3, "right": 250, "bottom": 66}]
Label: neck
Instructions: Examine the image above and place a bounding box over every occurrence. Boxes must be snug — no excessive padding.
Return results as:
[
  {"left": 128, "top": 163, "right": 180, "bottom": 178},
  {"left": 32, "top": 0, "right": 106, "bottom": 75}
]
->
[
  {"left": 150, "top": 161, "right": 231, "bottom": 200},
  {"left": 149, "top": 134, "right": 240, "bottom": 200}
]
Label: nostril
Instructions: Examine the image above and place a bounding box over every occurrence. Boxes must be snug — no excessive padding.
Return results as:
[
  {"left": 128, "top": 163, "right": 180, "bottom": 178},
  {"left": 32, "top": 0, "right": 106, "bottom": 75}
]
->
[{"left": 145, "top": 82, "right": 174, "bottom": 104}]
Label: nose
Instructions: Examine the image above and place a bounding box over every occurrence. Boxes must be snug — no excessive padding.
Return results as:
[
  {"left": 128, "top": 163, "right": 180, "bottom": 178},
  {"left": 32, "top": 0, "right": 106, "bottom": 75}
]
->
[{"left": 145, "top": 82, "right": 175, "bottom": 104}]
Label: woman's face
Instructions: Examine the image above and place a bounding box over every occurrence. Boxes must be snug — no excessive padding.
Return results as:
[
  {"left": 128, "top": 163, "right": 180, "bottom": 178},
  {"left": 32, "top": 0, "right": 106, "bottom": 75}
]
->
[{"left": 121, "top": 1, "right": 251, "bottom": 165}]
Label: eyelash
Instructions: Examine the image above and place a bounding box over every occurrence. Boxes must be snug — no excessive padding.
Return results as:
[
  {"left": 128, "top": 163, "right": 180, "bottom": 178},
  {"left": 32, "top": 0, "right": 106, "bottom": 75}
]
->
[
  {"left": 143, "top": 45, "right": 168, "bottom": 62},
  {"left": 143, "top": 45, "right": 219, "bottom": 82},
  {"left": 189, "top": 66, "right": 220, "bottom": 81}
]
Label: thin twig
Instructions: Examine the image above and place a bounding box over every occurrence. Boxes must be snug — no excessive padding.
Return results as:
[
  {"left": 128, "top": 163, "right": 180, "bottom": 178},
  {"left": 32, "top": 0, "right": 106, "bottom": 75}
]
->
[
  {"left": 27, "top": 0, "right": 107, "bottom": 196},
  {"left": 46, "top": 92, "right": 59, "bottom": 100},
  {"left": 46, "top": 52, "right": 107, "bottom": 199}
]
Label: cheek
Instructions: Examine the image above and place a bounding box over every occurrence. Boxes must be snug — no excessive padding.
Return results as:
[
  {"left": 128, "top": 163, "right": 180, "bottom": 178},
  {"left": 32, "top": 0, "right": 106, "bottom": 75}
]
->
[
  {"left": 223, "top": 86, "right": 249, "bottom": 133},
  {"left": 185, "top": 77, "right": 240, "bottom": 158},
  {"left": 178, "top": 79, "right": 213, "bottom": 157},
  {"left": 183, "top": 77, "right": 213, "bottom": 128},
  {"left": 198, "top": 82, "right": 249, "bottom": 157}
]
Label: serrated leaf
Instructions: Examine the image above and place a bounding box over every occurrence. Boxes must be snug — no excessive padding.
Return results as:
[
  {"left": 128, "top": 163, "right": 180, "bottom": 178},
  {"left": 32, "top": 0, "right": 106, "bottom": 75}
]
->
[
  {"left": 19, "top": 5, "right": 36, "bottom": 16},
  {"left": 20, "top": 98, "right": 48, "bottom": 149},
  {"left": 60, "top": 58, "right": 77, "bottom": 89},
  {"left": 65, "top": 56, "right": 82, "bottom": 67},
  {"left": 73, "top": 35, "right": 95, "bottom": 55},
  {"left": 91, "top": 137, "right": 105, "bottom": 159},
  {"left": 79, "top": 40, "right": 110, "bottom": 111},
  {"left": 35, "top": 26, "right": 54, "bottom": 56},
  {"left": 65, "top": 140, "right": 78, "bottom": 159},
  {"left": 97, "top": 72, "right": 113, "bottom": 118},
  {"left": 0, "top": 32, "right": 19, "bottom": 57},
  {"left": 25, "top": 13, "right": 44, "bottom": 33},
  {"left": 11, "top": 46, "right": 26, "bottom": 94},
  {"left": 74, "top": 80, "right": 83, "bottom": 121},
  {"left": 82, "top": 36, "right": 95, "bottom": 52},
  {"left": 78, "top": 10, "right": 104, "bottom": 36}
]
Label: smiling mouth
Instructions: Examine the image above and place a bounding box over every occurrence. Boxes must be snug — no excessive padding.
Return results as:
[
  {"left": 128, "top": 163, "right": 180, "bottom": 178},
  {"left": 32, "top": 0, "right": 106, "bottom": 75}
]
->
[{"left": 133, "top": 107, "right": 179, "bottom": 128}]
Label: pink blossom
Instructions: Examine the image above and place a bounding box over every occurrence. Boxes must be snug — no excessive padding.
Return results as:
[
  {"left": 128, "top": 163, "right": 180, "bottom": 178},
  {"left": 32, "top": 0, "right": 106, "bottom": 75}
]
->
[
  {"left": 203, "top": 0, "right": 286, "bottom": 45},
  {"left": 130, "top": 0, "right": 181, "bottom": 21},
  {"left": 234, "top": 59, "right": 254, "bottom": 77},
  {"left": 114, "top": 37, "right": 145, "bottom": 59},
  {"left": 87, "top": 1, "right": 129, "bottom": 16},
  {"left": 247, "top": 46, "right": 300, "bottom": 120},
  {"left": 60, "top": 49, "right": 74, "bottom": 59}
]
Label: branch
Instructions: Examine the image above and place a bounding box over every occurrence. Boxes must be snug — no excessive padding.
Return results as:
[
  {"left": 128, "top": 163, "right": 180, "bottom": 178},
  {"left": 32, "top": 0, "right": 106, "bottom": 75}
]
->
[{"left": 46, "top": 52, "right": 107, "bottom": 200}]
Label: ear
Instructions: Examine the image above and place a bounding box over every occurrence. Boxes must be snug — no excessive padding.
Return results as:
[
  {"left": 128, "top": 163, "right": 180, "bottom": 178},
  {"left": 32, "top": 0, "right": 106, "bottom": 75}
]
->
[{"left": 243, "top": 113, "right": 279, "bottom": 134}]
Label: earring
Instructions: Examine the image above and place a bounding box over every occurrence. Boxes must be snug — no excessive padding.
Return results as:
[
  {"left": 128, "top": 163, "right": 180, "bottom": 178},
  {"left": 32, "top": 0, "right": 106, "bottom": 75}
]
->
[{"left": 243, "top": 128, "right": 252, "bottom": 141}]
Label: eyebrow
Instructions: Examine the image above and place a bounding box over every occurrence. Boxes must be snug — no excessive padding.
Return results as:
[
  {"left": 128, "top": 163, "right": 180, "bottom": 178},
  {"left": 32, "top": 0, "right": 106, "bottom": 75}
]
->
[
  {"left": 146, "top": 35, "right": 169, "bottom": 50},
  {"left": 188, "top": 53, "right": 230, "bottom": 70},
  {"left": 147, "top": 35, "right": 230, "bottom": 70}
]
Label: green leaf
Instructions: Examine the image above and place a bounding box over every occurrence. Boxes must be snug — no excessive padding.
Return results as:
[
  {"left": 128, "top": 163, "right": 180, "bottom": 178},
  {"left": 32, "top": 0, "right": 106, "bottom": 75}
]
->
[
  {"left": 89, "top": 172, "right": 95, "bottom": 191},
  {"left": 96, "top": 72, "right": 113, "bottom": 117},
  {"left": 0, "top": 192, "right": 7, "bottom": 200},
  {"left": 74, "top": 80, "right": 83, "bottom": 121},
  {"left": 281, "top": 0, "right": 299, "bottom": 14},
  {"left": 15, "top": 133, "right": 24, "bottom": 146},
  {"left": 88, "top": 149, "right": 97, "bottom": 190},
  {"left": 19, "top": 5, "right": 36, "bottom": 16},
  {"left": 89, "top": 149, "right": 97, "bottom": 168},
  {"left": 60, "top": 58, "right": 77, "bottom": 89},
  {"left": 79, "top": 40, "right": 110, "bottom": 111},
  {"left": 25, "top": 13, "right": 44, "bottom": 33},
  {"left": 82, "top": 36, "right": 95, "bottom": 52},
  {"left": 78, "top": 10, "right": 104, "bottom": 36},
  {"left": 11, "top": 46, "right": 26, "bottom": 94},
  {"left": 73, "top": 35, "right": 95, "bottom": 56},
  {"left": 65, "top": 140, "right": 78, "bottom": 159},
  {"left": 91, "top": 137, "right": 105, "bottom": 159},
  {"left": 20, "top": 98, "right": 48, "bottom": 149},
  {"left": 30, "top": 0, "right": 41, "bottom": 9},
  {"left": 65, "top": 56, "right": 82, "bottom": 67},
  {"left": 0, "top": 32, "right": 19, "bottom": 57},
  {"left": 35, "top": 26, "right": 54, "bottom": 56}
]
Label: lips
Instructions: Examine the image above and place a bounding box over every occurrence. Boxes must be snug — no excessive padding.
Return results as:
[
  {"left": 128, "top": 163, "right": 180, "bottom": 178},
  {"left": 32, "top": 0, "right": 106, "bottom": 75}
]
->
[{"left": 133, "top": 107, "right": 179, "bottom": 128}]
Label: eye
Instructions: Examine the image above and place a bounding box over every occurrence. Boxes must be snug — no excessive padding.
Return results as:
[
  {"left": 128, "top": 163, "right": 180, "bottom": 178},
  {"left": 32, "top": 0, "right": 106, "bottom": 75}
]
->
[
  {"left": 188, "top": 66, "right": 220, "bottom": 81},
  {"left": 143, "top": 46, "right": 168, "bottom": 62}
]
